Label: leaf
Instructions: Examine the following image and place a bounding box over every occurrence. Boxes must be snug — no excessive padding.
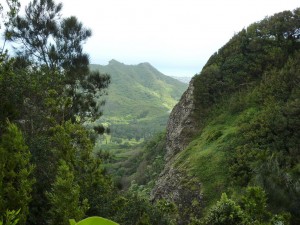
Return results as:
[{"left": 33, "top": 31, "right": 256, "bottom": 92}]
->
[
  {"left": 75, "top": 216, "right": 119, "bottom": 225},
  {"left": 69, "top": 219, "right": 76, "bottom": 225}
]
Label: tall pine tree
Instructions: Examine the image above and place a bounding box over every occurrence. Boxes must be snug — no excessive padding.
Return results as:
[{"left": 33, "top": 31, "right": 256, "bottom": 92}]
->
[
  {"left": 0, "top": 122, "right": 35, "bottom": 225},
  {"left": 46, "top": 160, "right": 88, "bottom": 225},
  {"left": 7, "top": 0, "right": 110, "bottom": 123}
]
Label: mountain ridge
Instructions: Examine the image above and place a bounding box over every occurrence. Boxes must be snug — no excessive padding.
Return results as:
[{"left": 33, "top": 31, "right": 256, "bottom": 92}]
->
[
  {"left": 151, "top": 8, "right": 300, "bottom": 224},
  {"left": 89, "top": 60, "right": 188, "bottom": 141}
]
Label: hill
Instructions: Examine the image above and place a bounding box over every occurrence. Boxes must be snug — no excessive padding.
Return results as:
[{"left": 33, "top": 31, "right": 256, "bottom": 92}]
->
[
  {"left": 147, "top": 9, "right": 300, "bottom": 224},
  {"left": 89, "top": 60, "right": 187, "bottom": 146}
]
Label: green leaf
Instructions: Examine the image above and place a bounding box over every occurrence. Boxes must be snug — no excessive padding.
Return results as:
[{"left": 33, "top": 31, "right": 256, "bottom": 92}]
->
[
  {"left": 75, "top": 216, "right": 119, "bottom": 225},
  {"left": 69, "top": 219, "right": 76, "bottom": 225}
]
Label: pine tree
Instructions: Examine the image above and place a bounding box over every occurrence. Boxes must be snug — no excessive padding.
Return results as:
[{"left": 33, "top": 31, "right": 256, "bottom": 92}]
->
[
  {"left": 7, "top": 0, "right": 110, "bottom": 123},
  {"left": 0, "top": 122, "right": 35, "bottom": 225},
  {"left": 46, "top": 160, "right": 88, "bottom": 225}
]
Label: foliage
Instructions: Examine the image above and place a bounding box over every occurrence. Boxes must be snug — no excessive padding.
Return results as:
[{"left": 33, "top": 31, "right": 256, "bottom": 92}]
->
[
  {"left": 174, "top": 112, "right": 234, "bottom": 208},
  {"left": 197, "top": 187, "right": 290, "bottom": 225},
  {"left": 89, "top": 61, "right": 187, "bottom": 142},
  {"left": 135, "top": 213, "right": 151, "bottom": 225},
  {"left": 37, "top": 120, "right": 115, "bottom": 223},
  {"left": 0, "top": 1, "right": 177, "bottom": 225},
  {"left": 0, "top": 122, "right": 35, "bottom": 225},
  {"left": 107, "top": 132, "right": 167, "bottom": 191},
  {"left": 201, "top": 193, "right": 245, "bottom": 225},
  {"left": 46, "top": 160, "right": 89, "bottom": 225},
  {"left": 69, "top": 216, "right": 118, "bottom": 225},
  {"left": 49, "top": 121, "right": 94, "bottom": 168},
  {"left": 0, "top": 209, "right": 20, "bottom": 225},
  {"left": 0, "top": 0, "right": 111, "bottom": 224},
  {"left": 0, "top": 0, "right": 20, "bottom": 55},
  {"left": 173, "top": 7, "right": 300, "bottom": 224},
  {"left": 228, "top": 52, "right": 300, "bottom": 222},
  {"left": 193, "top": 8, "right": 300, "bottom": 121},
  {"left": 0, "top": 58, "right": 22, "bottom": 130},
  {"left": 112, "top": 191, "right": 175, "bottom": 225},
  {"left": 1, "top": 0, "right": 299, "bottom": 224},
  {"left": 240, "top": 186, "right": 269, "bottom": 223},
  {"left": 7, "top": 0, "right": 110, "bottom": 123},
  {"left": 155, "top": 198, "right": 178, "bottom": 225},
  {"left": 130, "top": 132, "right": 167, "bottom": 188}
]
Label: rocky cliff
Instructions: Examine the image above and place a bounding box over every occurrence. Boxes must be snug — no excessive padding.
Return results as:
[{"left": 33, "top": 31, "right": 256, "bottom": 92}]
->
[
  {"left": 151, "top": 9, "right": 300, "bottom": 224},
  {"left": 164, "top": 77, "right": 198, "bottom": 161},
  {"left": 151, "top": 77, "right": 203, "bottom": 224}
]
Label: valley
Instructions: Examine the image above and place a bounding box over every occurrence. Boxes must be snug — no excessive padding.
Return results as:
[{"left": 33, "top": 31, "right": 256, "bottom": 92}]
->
[
  {"left": 88, "top": 60, "right": 188, "bottom": 188},
  {"left": 0, "top": 1, "right": 300, "bottom": 224},
  {"left": 90, "top": 60, "right": 187, "bottom": 143}
]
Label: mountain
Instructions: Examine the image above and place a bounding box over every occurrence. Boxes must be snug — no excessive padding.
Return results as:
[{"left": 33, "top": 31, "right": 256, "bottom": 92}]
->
[
  {"left": 89, "top": 60, "right": 188, "bottom": 142},
  {"left": 147, "top": 9, "right": 300, "bottom": 224}
]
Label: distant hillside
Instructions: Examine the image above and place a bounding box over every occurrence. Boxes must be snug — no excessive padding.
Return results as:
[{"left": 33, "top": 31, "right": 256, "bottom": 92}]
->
[{"left": 90, "top": 60, "right": 187, "bottom": 142}]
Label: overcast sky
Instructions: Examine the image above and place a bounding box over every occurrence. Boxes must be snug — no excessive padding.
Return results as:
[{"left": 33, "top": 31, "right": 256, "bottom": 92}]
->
[{"left": 18, "top": 0, "right": 300, "bottom": 76}]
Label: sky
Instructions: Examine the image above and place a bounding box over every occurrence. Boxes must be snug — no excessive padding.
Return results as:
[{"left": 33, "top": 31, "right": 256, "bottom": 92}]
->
[{"left": 16, "top": 0, "right": 300, "bottom": 76}]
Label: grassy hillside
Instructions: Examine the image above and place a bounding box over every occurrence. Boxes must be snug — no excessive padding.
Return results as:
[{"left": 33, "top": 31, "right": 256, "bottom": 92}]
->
[
  {"left": 90, "top": 60, "right": 187, "bottom": 142},
  {"left": 88, "top": 61, "right": 187, "bottom": 188},
  {"left": 154, "top": 9, "right": 300, "bottom": 224}
]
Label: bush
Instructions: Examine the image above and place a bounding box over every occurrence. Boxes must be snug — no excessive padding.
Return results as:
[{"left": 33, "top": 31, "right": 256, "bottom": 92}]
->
[{"left": 201, "top": 193, "right": 245, "bottom": 225}]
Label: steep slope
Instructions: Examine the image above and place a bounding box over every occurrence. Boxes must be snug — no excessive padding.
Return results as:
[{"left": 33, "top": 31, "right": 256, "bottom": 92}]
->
[
  {"left": 152, "top": 9, "right": 300, "bottom": 224},
  {"left": 90, "top": 60, "right": 187, "bottom": 141}
]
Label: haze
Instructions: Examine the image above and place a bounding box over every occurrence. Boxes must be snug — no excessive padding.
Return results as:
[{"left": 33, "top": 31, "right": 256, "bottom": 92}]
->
[{"left": 18, "top": 0, "right": 300, "bottom": 76}]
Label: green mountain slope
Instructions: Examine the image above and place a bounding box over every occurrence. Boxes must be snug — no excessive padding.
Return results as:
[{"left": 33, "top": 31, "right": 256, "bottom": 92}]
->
[
  {"left": 90, "top": 60, "right": 187, "bottom": 141},
  {"left": 151, "top": 9, "right": 300, "bottom": 224}
]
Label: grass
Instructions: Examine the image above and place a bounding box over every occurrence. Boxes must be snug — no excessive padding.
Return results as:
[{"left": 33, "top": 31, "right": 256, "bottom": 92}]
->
[
  {"left": 89, "top": 62, "right": 187, "bottom": 141},
  {"left": 174, "top": 111, "right": 240, "bottom": 208}
]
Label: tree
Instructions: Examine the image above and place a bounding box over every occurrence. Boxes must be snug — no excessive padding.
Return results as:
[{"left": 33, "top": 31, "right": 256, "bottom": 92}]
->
[
  {"left": 0, "top": 1, "right": 113, "bottom": 224},
  {"left": 46, "top": 160, "right": 88, "bottom": 225},
  {"left": 197, "top": 188, "right": 291, "bottom": 225},
  {"left": 0, "top": 122, "right": 35, "bottom": 225},
  {"left": 240, "top": 186, "right": 269, "bottom": 224},
  {"left": 0, "top": 0, "right": 22, "bottom": 131},
  {"left": 201, "top": 193, "right": 246, "bottom": 225},
  {"left": 0, "top": 0, "right": 20, "bottom": 56},
  {"left": 7, "top": 0, "right": 110, "bottom": 123},
  {"left": 46, "top": 121, "right": 117, "bottom": 222}
]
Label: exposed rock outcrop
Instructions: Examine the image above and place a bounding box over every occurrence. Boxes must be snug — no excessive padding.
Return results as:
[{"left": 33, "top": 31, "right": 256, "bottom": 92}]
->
[
  {"left": 151, "top": 77, "right": 203, "bottom": 224},
  {"left": 165, "top": 77, "right": 198, "bottom": 161},
  {"left": 151, "top": 164, "right": 203, "bottom": 224}
]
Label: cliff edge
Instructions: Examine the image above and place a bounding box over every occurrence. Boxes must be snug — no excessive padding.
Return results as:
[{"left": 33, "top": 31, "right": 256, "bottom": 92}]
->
[{"left": 151, "top": 77, "right": 203, "bottom": 224}]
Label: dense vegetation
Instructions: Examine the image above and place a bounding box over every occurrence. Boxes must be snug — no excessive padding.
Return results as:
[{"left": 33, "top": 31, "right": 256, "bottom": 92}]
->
[
  {"left": 106, "top": 132, "right": 167, "bottom": 191},
  {"left": 88, "top": 62, "right": 186, "bottom": 190},
  {"left": 171, "top": 8, "right": 300, "bottom": 224},
  {"left": 1, "top": 0, "right": 299, "bottom": 224},
  {"left": 0, "top": 1, "right": 175, "bottom": 225},
  {"left": 89, "top": 61, "right": 187, "bottom": 142}
]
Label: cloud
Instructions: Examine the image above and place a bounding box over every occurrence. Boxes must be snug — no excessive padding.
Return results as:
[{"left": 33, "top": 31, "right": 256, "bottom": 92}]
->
[{"left": 18, "top": 0, "right": 300, "bottom": 76}]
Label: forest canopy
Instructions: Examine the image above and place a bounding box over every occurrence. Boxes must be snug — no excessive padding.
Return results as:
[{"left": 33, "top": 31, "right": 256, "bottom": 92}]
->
[{"left": 0, "top": 1, "right": 177, "bottom": 225}]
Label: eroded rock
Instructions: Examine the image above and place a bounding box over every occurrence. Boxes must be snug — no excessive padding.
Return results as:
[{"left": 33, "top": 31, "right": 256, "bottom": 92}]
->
[{"left": 151, "top": 77, "right": 203, "bottom": 224}]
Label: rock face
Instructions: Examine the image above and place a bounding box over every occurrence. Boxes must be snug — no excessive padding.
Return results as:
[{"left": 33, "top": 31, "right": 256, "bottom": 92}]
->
[
  {"left": 151, "top": 77, "right": 203, "bottom": 224},
  {"left": 165, "top": 77, "right": 198, "bottom": 161},
  {"left": 152, "top": 165, "right": 203, "bottom": 224}
]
